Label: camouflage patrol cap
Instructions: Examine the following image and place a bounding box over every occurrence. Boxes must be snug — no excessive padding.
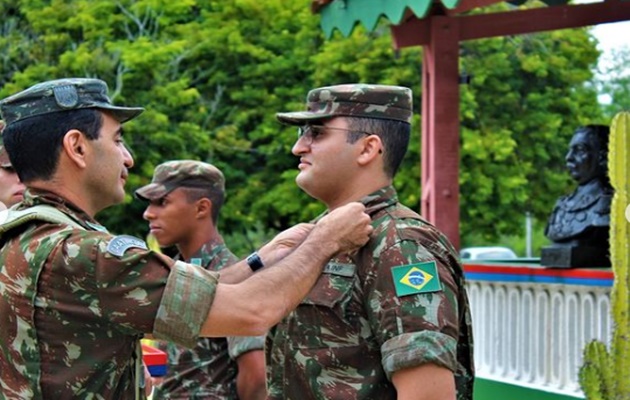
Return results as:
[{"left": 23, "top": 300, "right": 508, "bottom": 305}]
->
[
  {"left": 135, "top": 160, "right": 225, "bottom": 201},
  {"left": 276, "top": 83, "right": 413, "bottom": 125},
  {"left": 0, "top": 78, "right": 144, "bottom": 125}
]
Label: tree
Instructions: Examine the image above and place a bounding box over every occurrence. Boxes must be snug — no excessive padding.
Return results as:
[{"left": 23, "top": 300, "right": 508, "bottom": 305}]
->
[
  {"left": 0, "top": 0, "right": 324, "bottom": 250},
  {"left": 0, "top": 0, "right": 605, "bottom": 255},
  {"left": 282, "top": 6, "right": 605, "bottom": 245},
  {"left": 597, "top": 45, "right": 630, "bottom": 120},
  {"left": 458, "top": 23, "right": 605, "bottom": 244}
]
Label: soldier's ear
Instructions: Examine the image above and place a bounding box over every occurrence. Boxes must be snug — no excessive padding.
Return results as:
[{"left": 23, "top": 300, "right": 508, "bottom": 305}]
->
[
  {"left": 357, "top": 134, "right": 383, "bottom": 166},
  {"left": 62, "top": 129, "right": 88, "bottom": 169},
  {"left": 195, "top": 197, "right": 212, "bottom": 219}
]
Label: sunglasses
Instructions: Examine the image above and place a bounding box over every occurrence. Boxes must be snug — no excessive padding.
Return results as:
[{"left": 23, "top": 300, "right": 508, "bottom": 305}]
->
[{"left": 297, "top": 125, "right": 372, "bottom": 145}]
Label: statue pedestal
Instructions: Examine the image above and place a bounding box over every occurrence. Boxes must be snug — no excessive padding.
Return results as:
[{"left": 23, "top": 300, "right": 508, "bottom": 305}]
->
[{"left": 541, "top": 246, "right": 610, "bottom": 268}]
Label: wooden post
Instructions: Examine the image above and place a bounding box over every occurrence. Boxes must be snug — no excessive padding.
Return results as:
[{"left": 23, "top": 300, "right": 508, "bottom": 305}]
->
[{"left": 421, "top": 15, "right": 461, "bottom": 249}]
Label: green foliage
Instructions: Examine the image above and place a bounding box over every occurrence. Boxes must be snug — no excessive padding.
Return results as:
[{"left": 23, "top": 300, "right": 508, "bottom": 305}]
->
[
  {"left": 0, "top": 0, "right": 606, "bottom": 247},
  {"left": 459, "top": 16, "right": 604, "bottom": 241},
  {"left": 222, "top": 221, "right": 281, "bottom": 259},
  {"left": 597, "top": 45, "right": 630, "bottom": 120}
]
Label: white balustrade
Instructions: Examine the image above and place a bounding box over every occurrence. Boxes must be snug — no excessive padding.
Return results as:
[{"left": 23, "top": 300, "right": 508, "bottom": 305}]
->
[{"left": 467, "top": 279, "right": 612, "bottom": 397}]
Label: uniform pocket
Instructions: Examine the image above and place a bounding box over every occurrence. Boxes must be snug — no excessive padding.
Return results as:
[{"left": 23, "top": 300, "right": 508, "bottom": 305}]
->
[
  {"left": 301, "top": 262, "right": 355, "bottom": 308},
  {"left": 290, "top": 263, "right": 359, "bottom": 348}
]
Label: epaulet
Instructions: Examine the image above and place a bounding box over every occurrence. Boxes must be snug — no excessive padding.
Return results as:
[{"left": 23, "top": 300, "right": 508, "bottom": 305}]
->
[{"left": 0, "top": 204, "right": 86, "bottom": 234}]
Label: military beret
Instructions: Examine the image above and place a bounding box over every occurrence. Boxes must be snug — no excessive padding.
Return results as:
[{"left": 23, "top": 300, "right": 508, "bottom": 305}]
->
[
  {"left": 135, "top": 160, "right": 225, "bottom": 201},
  {"left": 0, "top": 78, "right": 144, "bottom": 125},
  {"left": 276, "top": 83, "right": 413, "bottom": 125}
]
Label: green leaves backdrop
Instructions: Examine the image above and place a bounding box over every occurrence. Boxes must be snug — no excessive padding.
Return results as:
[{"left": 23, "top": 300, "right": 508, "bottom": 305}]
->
[{"left": 0, "top": 0, "right": 608, "bottom": 256}]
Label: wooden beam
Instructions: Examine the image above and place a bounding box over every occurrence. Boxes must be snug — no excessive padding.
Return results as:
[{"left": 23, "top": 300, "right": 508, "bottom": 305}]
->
[
  {"left": 459, "top": 0, "right": 630, "bottom": 40},
  {"left": 393, "top": 16, "right": 431, "bottom": 48},
  {"left": 392, "top": 0, "right": 630, "bottom": 48}
]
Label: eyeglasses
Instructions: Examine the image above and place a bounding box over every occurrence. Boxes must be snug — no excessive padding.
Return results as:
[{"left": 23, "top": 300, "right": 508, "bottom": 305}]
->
[{"left": 296, "top": 125, "right": 372, "bottom": 145}]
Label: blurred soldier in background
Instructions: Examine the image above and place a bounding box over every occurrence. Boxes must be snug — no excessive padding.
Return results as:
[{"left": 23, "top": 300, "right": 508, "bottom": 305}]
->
[{"left": 137, "top": 160, "right": 266, "bottom": 400}]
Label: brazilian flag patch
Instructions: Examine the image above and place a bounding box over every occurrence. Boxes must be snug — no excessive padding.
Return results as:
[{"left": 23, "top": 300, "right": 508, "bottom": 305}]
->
[{"left": 391, "top": 261, "right": 442, "bottom": 297}]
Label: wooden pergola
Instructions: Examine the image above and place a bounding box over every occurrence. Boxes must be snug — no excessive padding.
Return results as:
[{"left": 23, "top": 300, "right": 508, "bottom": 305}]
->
[{"left": 313, "top": 0, "right": 630, "bottom": 249}]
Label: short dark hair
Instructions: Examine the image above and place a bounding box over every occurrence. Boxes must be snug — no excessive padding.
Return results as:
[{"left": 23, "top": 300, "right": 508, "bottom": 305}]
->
[
  {"left": 2, "top": 109, "right": 103, "bottom": 183},
  {"left": 345, "top": 117, "right": 410, "bottom": 178},
  {"left": 180, "top": 186, "right": 225, "bottom": 224}
]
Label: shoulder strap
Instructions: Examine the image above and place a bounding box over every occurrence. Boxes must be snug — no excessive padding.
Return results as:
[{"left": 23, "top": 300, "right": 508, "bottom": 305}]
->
[{"left": 0, "top": 204, "right": 85, "bottom": 233}]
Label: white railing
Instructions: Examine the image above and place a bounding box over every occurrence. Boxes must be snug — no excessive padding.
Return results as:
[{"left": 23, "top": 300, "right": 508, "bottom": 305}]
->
[{"left": 467, "top": 279, "right": 612, "bottom": 397}]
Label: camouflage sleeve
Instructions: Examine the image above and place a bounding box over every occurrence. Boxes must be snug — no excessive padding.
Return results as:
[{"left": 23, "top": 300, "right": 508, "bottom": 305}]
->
[
  {"left": 364, "top": 233, "right": 461, "bottom": 380},
  {"left": 226, "top": 335, "right": 265, "bottom": 360},
  {"left": 380, "top": 331, "right": 457, "bottom": 380},
  {"left": 153, "top": 260, "right": 219, "bottom": 348},
  {"left": 65, "top": 233, "right": 172, "bottom": 335}
]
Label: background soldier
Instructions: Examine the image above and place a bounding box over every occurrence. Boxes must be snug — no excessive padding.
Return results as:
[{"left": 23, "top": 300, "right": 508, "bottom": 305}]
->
[{"left": 137, "top": 160, "right": 266, "bottom": 399}]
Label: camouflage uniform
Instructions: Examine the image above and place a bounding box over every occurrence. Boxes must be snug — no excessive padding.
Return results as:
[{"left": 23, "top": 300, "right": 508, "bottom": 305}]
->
[
  {"left": 137, "top": 160, "right": 265, "bottom": 400},
  {"left": 153, "top": 240, "right": 264, "bottom": 400},
  {"left": 269, "top": 84, "right": 474, "bottom": 399},
  {"left": 266, "top": 187, "right": 474, "bottom": 399},
  {"left": 0, "top": 190, "right": 219, "bottom": 399},
  {"left": 0, "top": 79, "right": 219, "bottom": 399}
]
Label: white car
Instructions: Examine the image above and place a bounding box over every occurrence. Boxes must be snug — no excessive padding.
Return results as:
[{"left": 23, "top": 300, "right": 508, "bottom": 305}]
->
[{"left": 460, "top": 246, "right": 517, "bottom": 260}]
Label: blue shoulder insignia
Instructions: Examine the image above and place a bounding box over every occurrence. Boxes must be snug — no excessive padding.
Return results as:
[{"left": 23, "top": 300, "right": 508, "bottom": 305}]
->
[{"left": 107, "top": 235, "right": 148, "bottom": 257}]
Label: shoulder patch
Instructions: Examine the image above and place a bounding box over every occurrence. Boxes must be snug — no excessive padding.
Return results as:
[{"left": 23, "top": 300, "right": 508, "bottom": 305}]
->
[
  {"left": 106, "top": 235, "right": 148, "bottom": 257},
  {"left": 391, "top": 261, "right": 442, "bottom": 297}
]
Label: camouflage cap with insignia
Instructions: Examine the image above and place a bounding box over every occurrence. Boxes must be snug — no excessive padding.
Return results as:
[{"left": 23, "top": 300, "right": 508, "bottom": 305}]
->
[
  {"left": 0, "top": 78, "right": 144, "bottom": 126},
  {"left": 135, "top": 160, "right": 225, "bottom": 201},
  {"left": 276, "top": 83, "right": 413, "bottom": 125}
]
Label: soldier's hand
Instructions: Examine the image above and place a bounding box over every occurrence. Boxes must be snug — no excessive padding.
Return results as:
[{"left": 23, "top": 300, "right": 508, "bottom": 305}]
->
[
  {"left": 260, "top": 223, "right": 315, "bottom": 265},
  {"left": 313, "top": 202, "right": 373, "bottom": 255}
]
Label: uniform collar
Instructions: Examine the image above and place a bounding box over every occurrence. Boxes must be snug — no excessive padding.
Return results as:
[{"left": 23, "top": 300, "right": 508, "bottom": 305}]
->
[
  {"left": 20, "top": 188, "right": 106, "bottom": 231},
  {"left": 179, "top": 236, "right": 228, "bottom": 265},
  {"left": 314, "top": 185, "right": 398, "bottom": 222},
  {"left": 361, "top": 185, "right": 398, "bottom": 217}
]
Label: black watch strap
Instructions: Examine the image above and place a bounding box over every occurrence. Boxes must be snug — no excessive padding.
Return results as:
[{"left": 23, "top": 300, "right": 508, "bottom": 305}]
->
[{"left": 246, "top": 252, "right": 265, "bottom": 272}]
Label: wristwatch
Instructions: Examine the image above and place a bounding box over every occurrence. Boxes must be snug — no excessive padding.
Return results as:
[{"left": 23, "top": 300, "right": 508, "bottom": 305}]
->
[{"left": 246, "top": 252, "right": 265, "bottom": 272}]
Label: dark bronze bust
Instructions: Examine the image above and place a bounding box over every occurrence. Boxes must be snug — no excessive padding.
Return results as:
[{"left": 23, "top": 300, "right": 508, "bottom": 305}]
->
[{"left": 542, "top": 125, "right": 612, "bottom": 268}]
